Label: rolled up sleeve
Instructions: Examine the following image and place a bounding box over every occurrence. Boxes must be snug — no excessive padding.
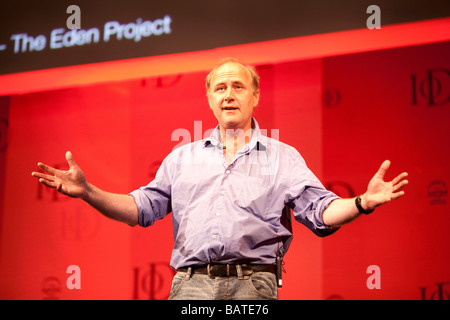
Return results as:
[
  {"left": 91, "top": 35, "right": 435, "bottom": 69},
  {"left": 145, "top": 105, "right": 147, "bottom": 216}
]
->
[
  {"left": 129, "top": 156, "right": 173, "bottom": 227},
  {"left": 291, "top": 184, "right": 340, "bottom": 237},
  {"left": 284, "top": 147, "right": 340, "bottom": 237}
]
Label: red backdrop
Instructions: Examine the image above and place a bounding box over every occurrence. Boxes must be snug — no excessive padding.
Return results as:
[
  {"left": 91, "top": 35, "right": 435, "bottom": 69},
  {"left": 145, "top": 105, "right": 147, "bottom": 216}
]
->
[{"left": 0, "top": 41, "right": 448, "bottom": 300}]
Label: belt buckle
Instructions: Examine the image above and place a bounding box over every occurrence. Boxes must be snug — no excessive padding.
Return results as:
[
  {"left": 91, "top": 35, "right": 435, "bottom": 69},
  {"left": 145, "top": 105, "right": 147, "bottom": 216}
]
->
[
  {"left": 207, "top": 264, "right": 216, "bottom": 279},
  {"left": 207, "top": 264, "right": 254, "bottom": 279},
  {"left": 241, "top": 265, "right": 253, "bottom": 277},
  {"left": 207, "top": 264, "right": 232, "bottom": 278}
]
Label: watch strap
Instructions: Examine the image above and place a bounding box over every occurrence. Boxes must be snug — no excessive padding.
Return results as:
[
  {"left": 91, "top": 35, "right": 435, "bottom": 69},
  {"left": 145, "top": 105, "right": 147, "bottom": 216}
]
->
[{"left": 355, "top": 195, "right": 374, "bottom": 215}]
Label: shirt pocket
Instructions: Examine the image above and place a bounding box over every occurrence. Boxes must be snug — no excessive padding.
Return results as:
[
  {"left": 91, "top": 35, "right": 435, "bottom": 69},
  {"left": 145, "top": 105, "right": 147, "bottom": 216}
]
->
[{"left": 235, "top": 176, "right": 272, "bottom": 216}]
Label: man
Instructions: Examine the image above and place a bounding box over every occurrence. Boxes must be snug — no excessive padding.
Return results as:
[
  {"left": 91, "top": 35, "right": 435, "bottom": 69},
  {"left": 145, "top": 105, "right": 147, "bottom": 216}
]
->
[{"left": 31, "top": 57, "right": 409, "bottom": 300}]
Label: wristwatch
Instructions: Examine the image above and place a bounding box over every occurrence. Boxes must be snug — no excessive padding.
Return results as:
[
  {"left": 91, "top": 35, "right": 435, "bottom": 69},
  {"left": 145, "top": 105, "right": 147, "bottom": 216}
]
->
[{"left": 355, "top": 195, "right": 374, "bottom": 215}]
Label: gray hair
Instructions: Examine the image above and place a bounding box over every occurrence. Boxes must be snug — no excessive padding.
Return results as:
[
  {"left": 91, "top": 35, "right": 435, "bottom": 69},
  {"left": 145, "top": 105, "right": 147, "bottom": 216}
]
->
[{"left": 205, "top": 57, "right": 260, "bottom": 94}]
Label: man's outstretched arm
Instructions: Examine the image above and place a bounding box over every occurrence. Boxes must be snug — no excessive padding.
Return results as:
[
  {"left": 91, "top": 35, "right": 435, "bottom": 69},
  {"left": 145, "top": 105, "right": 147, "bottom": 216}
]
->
[
  {"left": 322, "top": 160, "right": 409, "bottom": 227},
  {"left": 31, "top": 151, "right": 139, "bottom": 226}
]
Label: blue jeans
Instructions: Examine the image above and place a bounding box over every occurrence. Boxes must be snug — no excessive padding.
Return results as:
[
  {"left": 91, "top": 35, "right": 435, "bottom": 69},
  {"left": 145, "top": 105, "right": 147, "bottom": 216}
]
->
[{"left": 168, "top": 269, "right": 278, "bottom": 300}]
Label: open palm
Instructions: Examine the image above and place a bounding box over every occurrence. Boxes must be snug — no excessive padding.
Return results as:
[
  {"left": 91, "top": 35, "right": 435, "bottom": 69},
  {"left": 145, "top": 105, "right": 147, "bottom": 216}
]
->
[
  {"left": 32, "top": 151, "right": 87, "bottom": 199},
  {"left": 365, "top": 160, "right": 409, "bottom": 210}
]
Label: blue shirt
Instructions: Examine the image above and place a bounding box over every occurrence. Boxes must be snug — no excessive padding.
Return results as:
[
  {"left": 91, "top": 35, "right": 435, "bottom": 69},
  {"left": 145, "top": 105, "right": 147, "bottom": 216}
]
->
[{"left": 130, "top": 118, "right": 340, "bottom": 269}]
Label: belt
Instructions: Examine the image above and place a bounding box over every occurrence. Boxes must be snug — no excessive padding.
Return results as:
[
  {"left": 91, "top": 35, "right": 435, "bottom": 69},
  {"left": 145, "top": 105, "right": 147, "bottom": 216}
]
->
[{"left": 177, "top": 264, "right": 275, "bottom": 278}]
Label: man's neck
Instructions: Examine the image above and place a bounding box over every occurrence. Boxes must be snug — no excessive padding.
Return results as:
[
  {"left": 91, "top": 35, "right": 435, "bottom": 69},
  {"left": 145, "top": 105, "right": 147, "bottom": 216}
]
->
[{"left": 219, "top": 123, "right": 253, "bottom": 163}]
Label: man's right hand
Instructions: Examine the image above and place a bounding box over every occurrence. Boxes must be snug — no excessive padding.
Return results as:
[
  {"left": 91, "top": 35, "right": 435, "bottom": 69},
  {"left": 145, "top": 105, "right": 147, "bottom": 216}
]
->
[
  {"left": 32, "top": 151, "right": 88, "bottom": 199},
  {"left": 32, "top": 151, "right": 139, "bottom": 226}
]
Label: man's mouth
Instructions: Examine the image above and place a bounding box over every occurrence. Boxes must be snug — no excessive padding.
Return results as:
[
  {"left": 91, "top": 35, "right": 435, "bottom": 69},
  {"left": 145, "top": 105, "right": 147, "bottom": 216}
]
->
[{"left": 223, "top": 106, "right": 238, "bottom": 111}]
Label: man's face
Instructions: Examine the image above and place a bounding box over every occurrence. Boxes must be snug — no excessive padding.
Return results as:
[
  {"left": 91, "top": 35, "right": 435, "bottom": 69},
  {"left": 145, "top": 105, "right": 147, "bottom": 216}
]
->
[{"left": 207, "top": 62, "right": 260, "bottom": 131}]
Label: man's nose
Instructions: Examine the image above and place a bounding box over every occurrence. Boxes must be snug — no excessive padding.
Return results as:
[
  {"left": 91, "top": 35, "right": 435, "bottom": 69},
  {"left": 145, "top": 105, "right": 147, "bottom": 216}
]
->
[{"left": 224, "top": 88, "right": 234, "bottom": 102}]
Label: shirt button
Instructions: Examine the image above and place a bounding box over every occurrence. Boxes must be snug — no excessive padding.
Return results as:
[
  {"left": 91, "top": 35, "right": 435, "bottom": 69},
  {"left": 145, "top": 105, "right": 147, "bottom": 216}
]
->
[
  {"left": 211, "top": 234, "right": 217, "bottom": 239},
  {"left": 220, "top": 190, "right": 225, "bottom": 195},
  {"left": 216, "top": 212, "right": 221, "bottom": 216},
  {"left": 225, "top": 170, "right": 230, "bottom": 174}
]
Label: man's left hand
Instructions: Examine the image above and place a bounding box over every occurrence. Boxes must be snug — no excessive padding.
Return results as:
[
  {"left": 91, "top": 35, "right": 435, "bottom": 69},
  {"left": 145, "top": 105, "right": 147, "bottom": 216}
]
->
[{"left": 361, "top": 160, "right": 409, "bottom": 211}]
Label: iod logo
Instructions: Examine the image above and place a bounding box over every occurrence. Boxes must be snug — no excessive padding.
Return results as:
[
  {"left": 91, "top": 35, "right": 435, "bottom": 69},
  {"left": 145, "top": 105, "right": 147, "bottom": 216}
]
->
[{"left": 411, "top": 68, "right": 450, "bottom": 106}]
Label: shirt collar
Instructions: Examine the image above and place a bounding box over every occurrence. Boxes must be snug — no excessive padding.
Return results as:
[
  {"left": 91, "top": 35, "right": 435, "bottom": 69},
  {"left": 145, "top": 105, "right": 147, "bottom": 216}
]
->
[{"left": 203, "top": 118, "right": 267, "bottom": 151}]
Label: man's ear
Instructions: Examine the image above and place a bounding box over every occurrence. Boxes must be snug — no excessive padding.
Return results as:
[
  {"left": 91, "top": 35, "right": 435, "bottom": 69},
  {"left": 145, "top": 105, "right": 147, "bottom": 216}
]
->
[
  {"left": 253, "top": 90, "right": 260, "bottom": 107},
  {"left": 207, "top": 93, "right": 213, "bottom": 109}
]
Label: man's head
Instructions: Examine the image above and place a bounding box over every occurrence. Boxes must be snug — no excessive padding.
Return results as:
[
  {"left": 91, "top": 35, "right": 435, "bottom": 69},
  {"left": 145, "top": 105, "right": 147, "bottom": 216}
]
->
[{"left": 206, "top": 57, "right": 260, "bottom": 131}]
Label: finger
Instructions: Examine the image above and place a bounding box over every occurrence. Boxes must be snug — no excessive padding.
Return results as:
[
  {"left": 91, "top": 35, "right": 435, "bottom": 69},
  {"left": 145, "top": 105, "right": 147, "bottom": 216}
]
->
[
  {"left": 393, "top": 179, "right": 409, "bottom": 192},
  {"left": 65, "top": 151, "right": 78, "bottom": 170},
  {"left": 374, "top": 160, "right": 391, "bottom": 180},
  {"left": 392, "top": 172, "right": 408, "bottom": 185},
  {"left": 37, "top": 162, "right": 57, "bottom": 175},
  {"left": 39, "top": 178, "right": 57, "bottom": 189},
  {"left": 391, "top": 190, "right": 405, "bottom": 200},
  {"left": 31, "top": 171, "right": 55, "bottom": 182}
]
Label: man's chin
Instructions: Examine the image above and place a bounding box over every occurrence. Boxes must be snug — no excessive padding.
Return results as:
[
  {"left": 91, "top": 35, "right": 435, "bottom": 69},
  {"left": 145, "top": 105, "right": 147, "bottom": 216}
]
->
[
  {"left": 219, "top": 118, "right": 253, "bottom": 132},
  {"left": 220, "top": 116, "right": 242, "bottom": 127}
]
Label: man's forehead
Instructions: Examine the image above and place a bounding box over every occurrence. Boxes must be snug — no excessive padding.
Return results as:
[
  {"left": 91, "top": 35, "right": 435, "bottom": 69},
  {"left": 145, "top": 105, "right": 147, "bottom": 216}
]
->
[{"left": 211, "top": 62, "right": 252, "bottom": 83}]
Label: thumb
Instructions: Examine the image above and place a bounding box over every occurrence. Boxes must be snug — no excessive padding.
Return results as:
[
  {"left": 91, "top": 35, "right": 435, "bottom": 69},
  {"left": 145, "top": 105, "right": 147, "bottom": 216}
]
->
[
  {"left": 374, "top": 160, "right": 391, "bottom": 180},
  {"left": 65, "top": 151, "right": 78, "bottom": 170}
]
